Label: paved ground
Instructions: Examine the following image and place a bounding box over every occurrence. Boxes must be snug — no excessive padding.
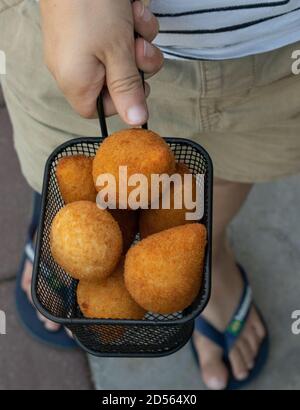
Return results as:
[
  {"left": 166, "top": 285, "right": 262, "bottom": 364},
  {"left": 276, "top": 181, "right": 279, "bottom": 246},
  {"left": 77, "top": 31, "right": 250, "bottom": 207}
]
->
[
  {"left": 0, "top": 88, "right": 93, "bottom": 390},
  {"left": 1, "top": 86, "right": 300, "bottom": 390},
  {"left": 89, "top": 175, "right": 300, "bottom": 390}
]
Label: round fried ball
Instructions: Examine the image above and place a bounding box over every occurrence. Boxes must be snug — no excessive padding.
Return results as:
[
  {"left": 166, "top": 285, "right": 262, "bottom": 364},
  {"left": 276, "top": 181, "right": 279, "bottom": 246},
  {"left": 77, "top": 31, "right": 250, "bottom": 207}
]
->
[
  {"left": 139, "top": 162, "right": 197, "bottom": 238},
  {"left": 77, "top": 262, "right": 146, "bottom": 320},
  {"left": 50, "top": 201, "right": 122, "bottom": 281},
  {"left": 56, "top": 156, "right": 97, "bottom": 204},
  {"left": 125, "top": 224, "right": 207, "bottom": 314},
  {"left": 92, "top": 128, "right": 176, "bottom": 209}
]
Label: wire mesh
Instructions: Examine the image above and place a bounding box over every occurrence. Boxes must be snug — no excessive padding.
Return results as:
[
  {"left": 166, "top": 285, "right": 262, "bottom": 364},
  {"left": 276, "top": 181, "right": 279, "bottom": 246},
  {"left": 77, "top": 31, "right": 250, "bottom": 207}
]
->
[{"left": 32, "top": 137, "right": 212, "bottom": 357}]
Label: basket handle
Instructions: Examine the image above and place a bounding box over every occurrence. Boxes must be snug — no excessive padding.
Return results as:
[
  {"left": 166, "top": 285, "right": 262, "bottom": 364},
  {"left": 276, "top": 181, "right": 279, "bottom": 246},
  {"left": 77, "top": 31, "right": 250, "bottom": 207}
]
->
[{"left": 97, "top": 18, "right": 148, "bottom": 137}]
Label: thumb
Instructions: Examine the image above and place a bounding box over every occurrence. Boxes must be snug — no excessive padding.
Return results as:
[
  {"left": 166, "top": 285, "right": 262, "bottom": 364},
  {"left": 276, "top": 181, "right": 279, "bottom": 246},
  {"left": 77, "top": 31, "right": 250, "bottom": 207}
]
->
[{"left": 105, "top": 48, "right": 148, "bottom": 126}]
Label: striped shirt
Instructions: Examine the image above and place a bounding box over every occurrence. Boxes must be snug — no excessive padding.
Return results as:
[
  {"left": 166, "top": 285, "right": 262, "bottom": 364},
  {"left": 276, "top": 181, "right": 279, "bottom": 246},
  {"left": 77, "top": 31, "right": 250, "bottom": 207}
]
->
[{"left": 150, "top": 0, "right": 300, "bottom": 60}]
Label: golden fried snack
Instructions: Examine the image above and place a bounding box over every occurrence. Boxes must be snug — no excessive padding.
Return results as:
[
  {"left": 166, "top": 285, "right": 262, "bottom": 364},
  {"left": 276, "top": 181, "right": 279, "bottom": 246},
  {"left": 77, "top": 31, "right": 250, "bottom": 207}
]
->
[
  {"left": 109, "top": 209, "right": 139, "bottom": 252},
  {"left": 139, "top": 162, "right": 197, "bottom": 238},
  {"left": 50, "top": 201, "right": 122, "bottom": 281},
  {"left": 125, "top": 224, "right": 207, "bottom": 314},
  {"left": 56, "top": 155, "right": 97, "bottom": 204},
  {"left": 77, "top": 262, "right": 146, "bottom": 320},
  {"left": 92, "top": 128, "right": 176, "bottom": 209}
]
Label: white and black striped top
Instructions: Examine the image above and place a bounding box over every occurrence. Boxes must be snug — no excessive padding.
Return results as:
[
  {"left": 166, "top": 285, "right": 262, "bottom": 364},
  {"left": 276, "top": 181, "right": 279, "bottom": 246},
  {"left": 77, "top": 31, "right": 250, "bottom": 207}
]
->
[{"left": 150, "top": 0, "right": 300, "bottom": 59}]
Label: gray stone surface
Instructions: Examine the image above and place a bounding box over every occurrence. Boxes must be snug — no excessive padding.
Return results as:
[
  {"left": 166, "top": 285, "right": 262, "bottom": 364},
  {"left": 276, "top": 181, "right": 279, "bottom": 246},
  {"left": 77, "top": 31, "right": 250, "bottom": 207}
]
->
[
  {"left": 0, "top": 93, "right": 93, "bottom": 390},
  {"left": 89, "top": 176, "right": 300, "bottom": 390},
  {"left": 0, "top": 281, "right": 92, "bottom": 390},
  {"left": 0, "top": 86, "right": 4, "bottom": 108},
  {"left": 0, "top": 102, "right": 32, "bottom": 280}
]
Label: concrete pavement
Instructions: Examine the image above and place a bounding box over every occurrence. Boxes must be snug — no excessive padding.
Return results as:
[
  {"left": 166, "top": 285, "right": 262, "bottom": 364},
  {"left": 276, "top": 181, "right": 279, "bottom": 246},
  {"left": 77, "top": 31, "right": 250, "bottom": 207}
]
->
[
  {"left": 0, "top": 88, "right": 93, "bottom": 390},
  {"left": 89, "top": 173, "right": 300, "bottom": 390}
]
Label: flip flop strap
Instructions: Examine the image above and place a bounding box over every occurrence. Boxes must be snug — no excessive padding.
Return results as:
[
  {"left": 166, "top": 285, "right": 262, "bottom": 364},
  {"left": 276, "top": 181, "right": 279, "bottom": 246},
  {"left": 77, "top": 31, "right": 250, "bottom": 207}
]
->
[
  {"left": 194, "top": 264, "right": 253, "bottom": 355},
  {"left": 224, "top": 265, "right": 253, "bottom": 353},
  {"left": 194, "top": 316, "right": 226, "bottom": 350}
]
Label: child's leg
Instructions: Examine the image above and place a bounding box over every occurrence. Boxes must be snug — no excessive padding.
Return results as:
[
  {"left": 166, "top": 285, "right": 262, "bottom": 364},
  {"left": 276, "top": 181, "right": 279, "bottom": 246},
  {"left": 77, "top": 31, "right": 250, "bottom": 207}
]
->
[{"left": 193, "top": 178, "right": 266, "bottom": 390}]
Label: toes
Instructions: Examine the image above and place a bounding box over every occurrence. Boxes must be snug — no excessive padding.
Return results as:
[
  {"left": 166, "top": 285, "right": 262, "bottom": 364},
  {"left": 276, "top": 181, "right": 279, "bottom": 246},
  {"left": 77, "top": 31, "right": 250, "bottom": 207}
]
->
[
  {"left": 21, "top": 260, "right": 33, "bottom": 292},
  {"left": 240, "top": 307, "right": 266, "bottom": 357},
  {"left": 194, "top": 334, "right": 229, "bottom": 390},
  {"left": 37, "top": 311, "right": 60, "bottom": 332},
  {"left": 201, "top": 357, "right": 228, "bottom": 390},
  {"left": 243, "top": 328, "right": 260, "bottom": 359},
  {"left": 236, "top": 338, "right": 254, "bottom": 370},
  {"left": 228, "top": 308, "right": 267, "bottom": 380},
  {"left": 229, "top": 346, "right": 249, "bottom": 381},
  {"left": 44, "top": 321, "right": 60, "bottom": 332},
  {"left": 22, "top": 257, "right": 61, "bottom": 333},
  {"left": 26, "top": 288, "right": 34, "bottom": 305},
  {"left": 251, "top": 308, "right": 267, "bottom": 340}
]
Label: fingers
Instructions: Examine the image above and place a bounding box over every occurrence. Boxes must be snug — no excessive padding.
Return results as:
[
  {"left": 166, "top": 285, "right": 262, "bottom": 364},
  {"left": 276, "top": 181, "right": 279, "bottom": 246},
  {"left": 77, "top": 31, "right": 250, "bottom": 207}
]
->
[
  {"left": 42, "top": 0, "right": 161, "bottom": 122},
  {"left": 36, "top": 312, "right": 61, "bottom": 332},
  {"left": 133, "top": 0, "right": 164, "bottom": 76},
  {"left": 53, "top": 56, "right": 106, "bottom": 119},
  {"left": 135, "top": 37, "right": 164, "bottom": 76},
  {"left": 103, "top": 2, "right": 161, "bottom": 122},
  {"left": 132, "top": 1, "right": 159, "bottom": 42},
  {"left": 102, "top": 82, "right": 150, "bottom": 117},
  {"left": 104, "top": 40, "right": 149, "bottom": 125}
]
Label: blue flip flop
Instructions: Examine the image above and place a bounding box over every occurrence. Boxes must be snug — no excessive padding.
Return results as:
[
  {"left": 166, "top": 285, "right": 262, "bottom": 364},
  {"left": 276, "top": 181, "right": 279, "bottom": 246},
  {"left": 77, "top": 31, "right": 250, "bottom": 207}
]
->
[
  {"left": 15, "top": 192, "right": 77, "bottom": 349},
  {"left": 191, "top": 265, "right": 269, "bottom": 390}
]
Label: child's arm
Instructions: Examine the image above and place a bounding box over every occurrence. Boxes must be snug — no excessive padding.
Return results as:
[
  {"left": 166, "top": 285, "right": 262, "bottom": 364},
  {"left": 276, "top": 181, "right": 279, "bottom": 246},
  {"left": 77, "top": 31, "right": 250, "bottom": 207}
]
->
[{"left": 40, "top": 0, "right": 162, "bottom": 125}]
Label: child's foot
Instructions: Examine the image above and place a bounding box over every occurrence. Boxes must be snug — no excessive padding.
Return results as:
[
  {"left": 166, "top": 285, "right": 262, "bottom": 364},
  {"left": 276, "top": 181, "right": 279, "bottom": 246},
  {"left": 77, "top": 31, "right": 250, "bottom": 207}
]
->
[
  {"left": 21, "top": 258, "right": 61, "bottom": 332},
  {"left": 193, "top": 245, "right": 266, "bottom": 390}
]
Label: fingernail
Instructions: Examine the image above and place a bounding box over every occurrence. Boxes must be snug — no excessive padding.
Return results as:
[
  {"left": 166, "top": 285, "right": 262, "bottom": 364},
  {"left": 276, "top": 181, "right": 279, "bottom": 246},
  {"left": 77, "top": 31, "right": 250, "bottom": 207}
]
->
[
  {"left": 136, "top": 1, "right": 145, "bottom": 17},
  {"left": 236, "top": 372, "right": 248, "bottom": 381},
  {"left": 207, "top": 378, "right": 226, "bottom": 390},
  {"left": 143, "top": 6, "right": 152, "bottom": 22},
  {"left": 144, "top": 40, "right": 155, "bottom": 58},
  {"left": 126, "top": 105, "right": 147, "bottom": 125}
]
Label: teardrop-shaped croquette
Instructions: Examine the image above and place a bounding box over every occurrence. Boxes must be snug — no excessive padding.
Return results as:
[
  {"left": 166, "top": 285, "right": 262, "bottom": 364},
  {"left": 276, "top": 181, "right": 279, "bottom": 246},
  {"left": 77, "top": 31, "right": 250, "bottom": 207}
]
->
[
  {"left": 92, "top": 128, "right": 176, "bottom": 209},
  {"left": 125, "top": 224, "right": 207, "bottom": 314},
  {"left": 77, "top": 262, "right": 146, "bottom": 320},
  {"left": 139, "top": 162, "right": 197, "bottom": 238},
  {"left": 56, "top": 155, "right": 97, "bottom": 204},
  {"left": 50, "top": 201, "right": 123, "bottom": 281}
]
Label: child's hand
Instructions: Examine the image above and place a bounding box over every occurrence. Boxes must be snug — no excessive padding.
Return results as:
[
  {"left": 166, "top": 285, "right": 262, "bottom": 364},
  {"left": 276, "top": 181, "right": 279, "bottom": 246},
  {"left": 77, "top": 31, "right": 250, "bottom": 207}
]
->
[{"left": 40, "top": 0, "right": 162, "bottom": 125}]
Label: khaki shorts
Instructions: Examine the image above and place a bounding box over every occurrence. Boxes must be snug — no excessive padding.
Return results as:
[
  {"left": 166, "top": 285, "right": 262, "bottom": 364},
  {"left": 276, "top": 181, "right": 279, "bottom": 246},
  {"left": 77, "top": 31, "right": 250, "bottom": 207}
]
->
[{"left": 1, "top": 0, "right": 300, "bottom": 193}]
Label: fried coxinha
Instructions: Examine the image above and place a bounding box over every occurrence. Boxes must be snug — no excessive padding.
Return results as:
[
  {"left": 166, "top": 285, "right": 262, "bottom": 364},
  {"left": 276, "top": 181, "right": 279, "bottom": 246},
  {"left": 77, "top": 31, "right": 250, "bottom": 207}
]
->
[{"left": 51, "top": 128, "right": 206, "bottom": 319}]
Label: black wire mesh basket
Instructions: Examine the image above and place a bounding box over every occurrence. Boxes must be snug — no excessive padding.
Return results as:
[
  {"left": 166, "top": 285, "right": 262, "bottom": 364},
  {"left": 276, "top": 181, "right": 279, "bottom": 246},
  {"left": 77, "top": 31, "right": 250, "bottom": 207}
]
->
[{"left": 32, "top": 134, "right": 212, "bottom": 357}]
